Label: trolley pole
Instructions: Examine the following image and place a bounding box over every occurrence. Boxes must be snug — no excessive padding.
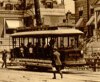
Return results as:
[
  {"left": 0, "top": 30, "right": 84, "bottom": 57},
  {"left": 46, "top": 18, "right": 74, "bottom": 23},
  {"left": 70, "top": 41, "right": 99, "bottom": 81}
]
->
[{"left": 34, "top": 0, "right": 42, "bottom": 27}]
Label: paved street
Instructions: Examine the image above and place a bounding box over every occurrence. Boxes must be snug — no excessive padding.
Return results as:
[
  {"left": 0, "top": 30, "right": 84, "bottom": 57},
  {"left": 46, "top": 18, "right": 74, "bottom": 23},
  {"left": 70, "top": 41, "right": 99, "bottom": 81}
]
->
[
  {"left": 0, "top": 62, "right": 100, "bottom": 82},
  {"left": 0, "top": 56, "right": 100, "bottom": 82}
]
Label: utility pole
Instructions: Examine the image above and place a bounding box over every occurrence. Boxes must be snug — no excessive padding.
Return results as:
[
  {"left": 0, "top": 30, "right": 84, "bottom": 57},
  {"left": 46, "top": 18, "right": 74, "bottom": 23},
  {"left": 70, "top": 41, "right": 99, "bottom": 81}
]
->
[
  {"left": 34, "top": 0, "right": 42, "bottom": 26},
  {"left": 87, "top": 0, "right": 89, "bottom": 20},
  {"left": 87, "top": 0, "right": 89, "bottom": 38}
]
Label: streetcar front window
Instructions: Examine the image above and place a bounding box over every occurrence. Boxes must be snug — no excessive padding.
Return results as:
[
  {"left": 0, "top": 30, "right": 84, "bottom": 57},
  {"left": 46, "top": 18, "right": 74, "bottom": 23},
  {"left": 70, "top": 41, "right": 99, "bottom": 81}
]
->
[{"left": 56, "top": 36, "right": 78, "bottom": 49}]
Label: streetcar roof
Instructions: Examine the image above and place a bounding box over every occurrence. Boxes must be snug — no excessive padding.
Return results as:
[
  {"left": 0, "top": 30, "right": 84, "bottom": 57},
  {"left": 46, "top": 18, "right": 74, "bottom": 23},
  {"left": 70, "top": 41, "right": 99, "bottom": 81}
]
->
[{"left": 11, "top": 29, "right": 83, "bottom": 37}]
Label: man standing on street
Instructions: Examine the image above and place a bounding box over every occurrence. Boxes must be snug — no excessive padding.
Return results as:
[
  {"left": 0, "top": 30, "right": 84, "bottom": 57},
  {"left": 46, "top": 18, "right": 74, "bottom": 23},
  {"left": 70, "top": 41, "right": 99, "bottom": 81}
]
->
[
  {"left": 52, "top": 46, "right": 63, "bottom": 79},
  {"left": 1, "top": 49, "right": 7, "bottom": 68}
]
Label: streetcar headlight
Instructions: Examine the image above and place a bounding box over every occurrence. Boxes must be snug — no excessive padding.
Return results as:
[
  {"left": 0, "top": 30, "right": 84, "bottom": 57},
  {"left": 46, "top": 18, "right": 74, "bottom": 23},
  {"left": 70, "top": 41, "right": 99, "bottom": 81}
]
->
[{"left": 81, "top": 50, "right": 83, "bottom": 54}]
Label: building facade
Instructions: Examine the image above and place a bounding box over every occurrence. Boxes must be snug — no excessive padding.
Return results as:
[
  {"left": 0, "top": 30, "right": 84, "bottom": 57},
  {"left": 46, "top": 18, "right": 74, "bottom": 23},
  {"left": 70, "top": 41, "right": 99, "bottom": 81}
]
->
[
  {"left": 0, "top": 0, "right": 66, "bottom": 51},
  {"left": 74, "top": 0, "right": 97, "bottom": 37},
  {"left": 0, "top": 0, "right": 27, "bottom": 51},
  {"left": 35, "top": 0, "right": 65, "bottom": 26},
  {"left": 93, "top": 0, "right": 100, "bottom": 40},
  {"left": 57, "top": 11, "right": 75, "bottom": 27}
]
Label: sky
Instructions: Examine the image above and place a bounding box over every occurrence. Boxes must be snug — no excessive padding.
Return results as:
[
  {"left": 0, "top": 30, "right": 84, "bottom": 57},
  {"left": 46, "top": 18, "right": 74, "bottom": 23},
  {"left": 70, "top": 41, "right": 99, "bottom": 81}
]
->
[{"left": 57, "top": 0, "right": 75, "bottom": 13}]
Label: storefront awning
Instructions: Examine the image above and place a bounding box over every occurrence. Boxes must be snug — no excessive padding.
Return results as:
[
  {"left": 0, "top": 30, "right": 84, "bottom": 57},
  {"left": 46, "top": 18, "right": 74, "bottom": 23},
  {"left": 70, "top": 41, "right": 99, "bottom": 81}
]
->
[
  {"left": 86, "top": 15, "right": 94, "bottom": 26},
  {"left": 6, "top": 20, "right": 24, "bottom": 29},
  {"left": 75, "top": 17, "right": 83, "bottom": 27}
]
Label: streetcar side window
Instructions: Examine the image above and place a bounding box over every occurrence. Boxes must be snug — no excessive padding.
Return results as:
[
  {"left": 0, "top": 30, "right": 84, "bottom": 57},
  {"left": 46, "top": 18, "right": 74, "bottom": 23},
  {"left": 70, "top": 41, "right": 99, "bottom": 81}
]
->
[
  {"left": 63, "top": 37, "right": 68, "bottom": 48},
  {"left": 24, "top": 38, "right": 29, "bottom": 47},
  {"left": 68, "top": 36, "right": 77, "bottom": 48},
  {"left": 57, "top": 36, "right": 68, "bottom": 49},
  {"left": 33, "top": 38, "right": 37, "bottom": 46},
  {"left": 60, "top": 37, "right": 64, "bottom": 48},
  {"left": 16, "top": 38, "right": 20, "bottom": 47},
  {"left": 29, "top": 38, "right": 33, "bottom": 44},
  {"left": 56, "top": 36, "right": 79, "bottom": 49}
]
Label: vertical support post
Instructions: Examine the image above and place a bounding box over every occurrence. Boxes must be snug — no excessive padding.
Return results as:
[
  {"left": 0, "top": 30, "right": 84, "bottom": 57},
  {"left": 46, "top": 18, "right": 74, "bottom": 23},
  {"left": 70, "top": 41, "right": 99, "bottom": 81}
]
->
[
  {"left": 19, "top": 37, "right": 21, "bottom": 47},
  {"left": 94, "top": 11, "right": 97, "bottom": 40},
  {"left": 12, "top": 37, "right": 14, "bottom": 49},
  {"left": 68, "top": 36, "right": 69, "bottom": 47}
]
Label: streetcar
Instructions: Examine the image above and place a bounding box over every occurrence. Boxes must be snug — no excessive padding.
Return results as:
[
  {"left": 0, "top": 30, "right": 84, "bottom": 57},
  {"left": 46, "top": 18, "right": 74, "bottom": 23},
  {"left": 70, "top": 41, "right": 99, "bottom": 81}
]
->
[{"left": 10, "top": 28, "right": 86, "bottom": 69}]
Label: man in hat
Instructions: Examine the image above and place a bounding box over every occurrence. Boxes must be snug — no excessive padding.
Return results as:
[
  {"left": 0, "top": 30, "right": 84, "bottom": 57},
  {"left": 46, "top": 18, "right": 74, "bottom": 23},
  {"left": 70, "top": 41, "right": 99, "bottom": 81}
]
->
[{"left": 52, "top": 46, "right": 63, "bottom": 79}]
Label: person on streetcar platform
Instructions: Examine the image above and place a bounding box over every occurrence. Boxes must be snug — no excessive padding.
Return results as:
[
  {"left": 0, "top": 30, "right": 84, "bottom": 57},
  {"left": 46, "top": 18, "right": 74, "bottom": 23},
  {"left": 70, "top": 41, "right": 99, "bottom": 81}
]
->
[
  {"left": 51, "top": 46, "right": 63, "bottom": 79},
  {"left": 27, "top": 42, "right": 34, "bottom": 58},
  {"left": 19, "top": 43, "right": 26, "bottom": 58}
]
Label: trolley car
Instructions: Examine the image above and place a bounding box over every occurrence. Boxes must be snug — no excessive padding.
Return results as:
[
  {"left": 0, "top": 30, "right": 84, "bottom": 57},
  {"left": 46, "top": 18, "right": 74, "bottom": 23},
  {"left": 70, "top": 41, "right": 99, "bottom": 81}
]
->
[{"left": 10, "top": 28, "right": 85, "bottom": 68}]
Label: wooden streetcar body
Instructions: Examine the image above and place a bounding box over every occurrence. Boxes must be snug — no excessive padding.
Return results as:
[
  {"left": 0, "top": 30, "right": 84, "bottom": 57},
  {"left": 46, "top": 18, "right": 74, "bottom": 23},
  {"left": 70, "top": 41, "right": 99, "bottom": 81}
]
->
[{"left": 10, "top": 28, "right": 86, "bottom": 69}]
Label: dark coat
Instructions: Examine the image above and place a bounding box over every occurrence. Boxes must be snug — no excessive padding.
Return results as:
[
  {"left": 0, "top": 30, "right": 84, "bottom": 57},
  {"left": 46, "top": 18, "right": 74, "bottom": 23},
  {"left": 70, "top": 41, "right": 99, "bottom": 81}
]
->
[{"left": 2, "top": 50, "right": 7, "bottom": 61}]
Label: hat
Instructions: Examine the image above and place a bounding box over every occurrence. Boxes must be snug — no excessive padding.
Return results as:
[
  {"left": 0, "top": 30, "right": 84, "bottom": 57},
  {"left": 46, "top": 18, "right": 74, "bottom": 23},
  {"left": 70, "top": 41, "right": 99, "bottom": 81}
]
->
[{"left": 53, "top": 46, "right": 57, "bottom": 50}]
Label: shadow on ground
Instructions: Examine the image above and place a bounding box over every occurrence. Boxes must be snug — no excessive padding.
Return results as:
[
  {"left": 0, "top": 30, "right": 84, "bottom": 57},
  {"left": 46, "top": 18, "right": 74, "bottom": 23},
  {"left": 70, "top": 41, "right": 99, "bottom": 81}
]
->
[{"left": 7, "top": 65, "right": 90, "bottom": 75}]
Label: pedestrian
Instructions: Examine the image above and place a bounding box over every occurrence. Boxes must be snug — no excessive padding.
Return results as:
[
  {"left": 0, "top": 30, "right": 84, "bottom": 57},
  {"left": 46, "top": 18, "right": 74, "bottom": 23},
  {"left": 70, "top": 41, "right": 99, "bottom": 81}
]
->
[
  {"left": 1, "top": 49, "right": 7, "bottom": 68},
  {"left": 51, "top": 46, "right": 63, "bottom": 79}
]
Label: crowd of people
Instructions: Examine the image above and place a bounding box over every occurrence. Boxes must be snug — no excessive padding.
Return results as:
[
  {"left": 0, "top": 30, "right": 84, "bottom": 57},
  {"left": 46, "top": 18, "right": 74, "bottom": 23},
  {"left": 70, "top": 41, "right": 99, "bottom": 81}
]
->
[{"left": 11, "top": 39, "right": 55, "bottom": 59}]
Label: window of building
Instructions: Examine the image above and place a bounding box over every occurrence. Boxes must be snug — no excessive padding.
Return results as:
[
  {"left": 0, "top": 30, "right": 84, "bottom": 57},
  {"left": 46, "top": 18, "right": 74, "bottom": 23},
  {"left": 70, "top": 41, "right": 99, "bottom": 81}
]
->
[
  {"left": 24, "top": 16, "right": 33, "bottom": 27},
  {"left": 78, "top": 7, "right": 83, "bottom": 17},
  {"left": 90, "top": 8, "right": 94, "bottom": 15},
  {"left": 45, "top": 2, "right": 53, "bottom": 8},
  {"left": 0, "top": 1, "right": 4, "bottom": 7},
  {"left": 91, "top": 8, "right": 94, "bottom": 15},
  {"left": 90, "top": 5, "right": 94, "bottom": 15},
  {"left": 14, "top": 4, "right": 20, "bottom": 10},
  {"left": 26, "top": 3, "right": 33, "bottom": 10},
  {"left": 79, "top": 10, "right": 83, "bottom": 17},
  {"left": 63, "top": 19, "right": 66, "bottom": 23},
  {"left": 5, "top": 3, "right": 13, "bottom": 10},
  {"left": 41, "top": 0, "right": 46, "bottom": 5}
]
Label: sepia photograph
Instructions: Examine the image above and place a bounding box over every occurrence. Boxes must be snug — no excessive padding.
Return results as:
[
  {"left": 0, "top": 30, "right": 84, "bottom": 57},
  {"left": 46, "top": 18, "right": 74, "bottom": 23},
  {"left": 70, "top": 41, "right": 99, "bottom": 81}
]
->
[{"left": 0, "top": 0, "right": 100, "bottom": 82}]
